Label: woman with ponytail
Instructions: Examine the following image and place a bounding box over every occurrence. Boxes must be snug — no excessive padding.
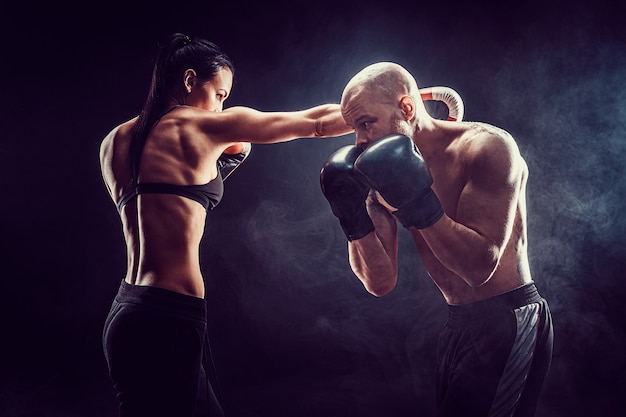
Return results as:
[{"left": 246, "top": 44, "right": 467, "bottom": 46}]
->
[{"left": 99, "top": 33, "right": 351, "bottom": 417}]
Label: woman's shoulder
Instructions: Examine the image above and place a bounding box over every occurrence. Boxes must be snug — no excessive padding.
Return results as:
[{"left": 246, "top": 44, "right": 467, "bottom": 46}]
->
[
  {"left": 99, "top": 117, "right": 137, "bottom": 161},
  {"left": 102, "top": 117, "right": 137, "bottom": 144},
  {"left": 104, "top": 115, "right": 136, "bottom": 135}
]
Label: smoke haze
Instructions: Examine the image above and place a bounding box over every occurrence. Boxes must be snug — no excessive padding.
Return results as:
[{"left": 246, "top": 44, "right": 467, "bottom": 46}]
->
[{"left": 1, "top": 0, "right": 624, "bottom": 416}]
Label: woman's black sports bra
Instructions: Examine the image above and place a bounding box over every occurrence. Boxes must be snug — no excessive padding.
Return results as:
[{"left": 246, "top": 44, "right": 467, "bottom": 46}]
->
[
  {"left": 116, "top": 107, "right": 224, "bottom": 214},
  {"left": 116, "top": 175, "right": 223, "bottom": 214}
]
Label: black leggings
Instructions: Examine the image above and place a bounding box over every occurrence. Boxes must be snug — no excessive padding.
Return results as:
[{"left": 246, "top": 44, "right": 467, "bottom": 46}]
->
[
  {"left": 102, "top": 280, "right": 224, "bottom": 417},
  {"left": 437, "top": 283, "right": 553, "bottom": 417}
]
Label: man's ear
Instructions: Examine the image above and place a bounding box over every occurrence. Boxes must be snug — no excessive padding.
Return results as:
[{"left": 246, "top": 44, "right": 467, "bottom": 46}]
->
[
  {"left": 183, "top": 69, "right": 197, "bottom": 93},
  {"left": 399, "top": 95, "right": 415, "bottom": 121}
]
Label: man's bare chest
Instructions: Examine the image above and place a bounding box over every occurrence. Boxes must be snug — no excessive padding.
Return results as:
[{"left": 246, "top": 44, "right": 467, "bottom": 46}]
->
[{"left": 428, "top": 158, "right": 466, "bottom": 220}]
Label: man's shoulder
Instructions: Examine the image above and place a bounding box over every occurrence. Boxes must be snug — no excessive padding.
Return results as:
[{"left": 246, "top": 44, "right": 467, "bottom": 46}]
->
[
  {"left": 464, "top": 121, "right": 513, "bottom": 141},
  {"left": 455, "top": 122, "right": 524, "bottom": 174},
  {"left": 459, "top": 122, "right": 517, "bottom": 153}
]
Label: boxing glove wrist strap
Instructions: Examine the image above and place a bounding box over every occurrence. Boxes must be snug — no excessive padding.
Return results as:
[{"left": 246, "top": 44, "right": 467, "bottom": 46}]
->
[
  {"left": 393, "top": 189, "right": 444, "bottom": 229},
  {"left": 339, "top": 209, "right": 375, "bottom": 241}
]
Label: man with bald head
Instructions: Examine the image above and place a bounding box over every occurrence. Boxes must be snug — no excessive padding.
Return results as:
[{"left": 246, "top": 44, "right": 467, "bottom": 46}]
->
[{"left": 320, "top": 62, "right": 553, "bottom": 416}]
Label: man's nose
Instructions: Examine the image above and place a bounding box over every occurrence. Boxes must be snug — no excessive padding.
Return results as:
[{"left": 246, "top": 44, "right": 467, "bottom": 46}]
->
[{"left": 355, "top": 132, "right": 369, "bottom": 148}]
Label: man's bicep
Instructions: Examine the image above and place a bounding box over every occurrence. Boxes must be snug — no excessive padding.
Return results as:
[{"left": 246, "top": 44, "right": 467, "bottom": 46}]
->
[
  {"left": 456, "top": 168, "right": 520, "bottom": 250},
  {"left": 456, "top": 133, "right": 523, "bottom": 245}
]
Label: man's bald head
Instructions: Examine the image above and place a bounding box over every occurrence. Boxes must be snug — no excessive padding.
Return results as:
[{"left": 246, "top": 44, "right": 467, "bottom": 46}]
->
[{"left": 341, "top": 62, "right": 420, "bottom": 108}]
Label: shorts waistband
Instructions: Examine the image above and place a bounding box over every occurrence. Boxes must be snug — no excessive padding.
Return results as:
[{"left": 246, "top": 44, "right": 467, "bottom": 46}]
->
[
  {"left": 115, "top": 280, "right": 206, "bottom": 320},
  {"left": 447, "top": 283, "right": 542, "bottom": 326}
]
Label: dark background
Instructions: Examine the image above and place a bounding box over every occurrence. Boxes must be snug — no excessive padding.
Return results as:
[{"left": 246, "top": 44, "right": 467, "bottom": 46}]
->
[{"left": 1, "top": 0, "right": 625, "bottom": 416}]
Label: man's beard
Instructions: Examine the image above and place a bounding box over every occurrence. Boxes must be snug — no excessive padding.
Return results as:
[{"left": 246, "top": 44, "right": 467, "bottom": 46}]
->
[{"left": 392, "top": 118, "right": 413, "bottom": 138}]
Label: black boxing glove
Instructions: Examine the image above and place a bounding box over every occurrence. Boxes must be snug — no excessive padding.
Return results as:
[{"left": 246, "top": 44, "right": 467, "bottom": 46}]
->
[
  {"left": 218, "top": 142, "right": 251, "bottom": 180},
  {"left": 354, "top": 134, "right": 443, "bottom": 229},
  {"left": 320, "top": 145, "right": 375, "bottom": 241}
]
